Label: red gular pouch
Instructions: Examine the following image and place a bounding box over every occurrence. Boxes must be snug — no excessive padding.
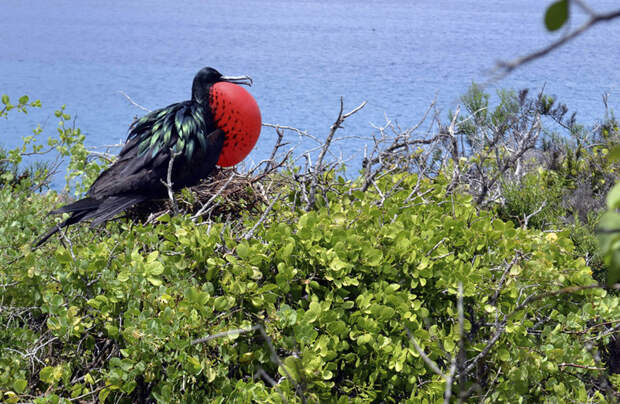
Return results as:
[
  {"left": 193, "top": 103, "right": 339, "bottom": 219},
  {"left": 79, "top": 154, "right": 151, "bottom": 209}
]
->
[{"left": 209, "top": 81, "right": 262, "bottom": 167}]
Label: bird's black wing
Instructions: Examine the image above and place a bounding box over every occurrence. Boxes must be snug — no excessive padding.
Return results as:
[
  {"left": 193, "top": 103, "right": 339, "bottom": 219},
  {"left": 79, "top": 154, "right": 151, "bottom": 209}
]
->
[
  {"left": 88, "top": 101, "right": 221, "bottom": 198},
  {"left": 34, "top": 101, "right": 225, "bottom": 247}
]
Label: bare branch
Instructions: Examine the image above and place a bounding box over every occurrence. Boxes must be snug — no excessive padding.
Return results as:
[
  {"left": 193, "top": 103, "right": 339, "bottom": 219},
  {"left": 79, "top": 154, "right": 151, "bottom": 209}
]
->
[
  {"left": 522, "top": 201, "right": 547, "bottom": 229},
  {"left": 191, "top": 325, "right": 261, "bottom": 345},
  {"left": 443, "top": 282, "right": 464, "bottom": 404},
  {"left": 495, "top": 8, "right": 620, "bottom": 77},
  {"left": 461, "top": 283, "right": 619, "bottom": 377},
  {"left": 262, "top": 122, "right": 309, "bottom": 138},
  {"left": 406, "top": 327, "right": 446, "bottom": 378},
  {"left": 118, "top": 90, "right": 151, "bottom": 112},
  {"left": 490, "top": 252, "right": 522, "bottom": 306},
  {"left": 191, "top": 172, "right": 236, "bottom": 220},
  {"left": 306, "top": 98, "right": 366, "bottom": 211},
  {"left": 241, "top": 192, "right": 282, "bottom": 240},
  {"left": 161, "top": 149, "right": 182, "bottom": 216},
  {"left": 254, "top": 368, "right": 289, "bottom": 404},
  {"left": 558, "top": 362, "right": 606, "bottom": 371}
]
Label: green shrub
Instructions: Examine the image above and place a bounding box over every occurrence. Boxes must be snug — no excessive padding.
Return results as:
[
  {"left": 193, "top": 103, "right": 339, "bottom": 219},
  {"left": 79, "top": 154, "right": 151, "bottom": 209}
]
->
[
  {"left": 1, "top": 93, "right": 618, "bottom": 403},
  {"left": 1, "top": 172, "right": 618, "bottom": 402},
  {"left": 497, "top": 170, "right": 566, "bottom": 229}
]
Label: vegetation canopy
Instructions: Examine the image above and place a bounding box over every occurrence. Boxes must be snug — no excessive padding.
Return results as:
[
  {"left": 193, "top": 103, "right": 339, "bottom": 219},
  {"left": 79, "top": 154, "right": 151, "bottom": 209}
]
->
[{"left": 0, "top": 87, "right": 619, "bottom": 403}]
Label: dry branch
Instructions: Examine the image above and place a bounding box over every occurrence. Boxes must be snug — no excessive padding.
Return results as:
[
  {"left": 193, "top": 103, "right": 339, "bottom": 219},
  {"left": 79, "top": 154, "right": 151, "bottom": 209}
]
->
[
  {"left": 495, "top": 6, "right": 620, "bottom": 77},
  {"left": 118, "top": 90, "right": 151, "bottom": 112},
  {"left": 161, "top": 149, "right": 182, "bottom": 215},
  {"left": 306, "top": 98, "right": 366, "bottom": 211}
]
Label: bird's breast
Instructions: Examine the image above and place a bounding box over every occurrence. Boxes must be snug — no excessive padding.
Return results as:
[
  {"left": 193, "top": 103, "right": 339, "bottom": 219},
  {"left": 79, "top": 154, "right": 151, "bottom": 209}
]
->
[{"left": 209, "top": 82, "right": 261, "bottom": 167}]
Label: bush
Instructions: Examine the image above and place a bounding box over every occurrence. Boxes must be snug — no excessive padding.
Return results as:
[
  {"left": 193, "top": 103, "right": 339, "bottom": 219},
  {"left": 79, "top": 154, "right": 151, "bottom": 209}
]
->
[
  {"left": 0, "top": 93, "right": 618, "bottom": 402},
  {"left": 453, "top": 84, "right": 620, "bottom": 283},
  {"left": 0, "top": 171, "right": 618, "bottom": 402}
]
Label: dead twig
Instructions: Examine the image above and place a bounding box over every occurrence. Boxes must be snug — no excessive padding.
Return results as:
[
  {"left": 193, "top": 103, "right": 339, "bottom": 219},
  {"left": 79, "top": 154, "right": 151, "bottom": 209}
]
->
[
  {"left": 191, "top": 172, "right": 236, "bottom": 220},
  {"left": 191, "top": 324, "right": 306, "bottom": 403},
  {"left": 241, "top": 192, "right": 282, "bottom": 240},
  {"left": 406, "top": 327, "right": 445, "bottom": 377},
  {"left": 254, "top": 368, "right": 288, "bottom": 404},
  {"left": 443, "top": 282, "right": 463, "bottom": 404},
  {"left": 495, "top": 7, "right": 620, "bottom": 78},
  {"left": 461, "top": 283, "right": 619, "bottom": 377},
  {"left": 161, "top": 149, "right": 182, "bottom": 216},
  {"left": 558, "top": 363, "right": 606, "bottom": 371},
  {"left": 306, "top": 98, "right": 366, "bottom": 211},
  {"left": 118, "top": 90, "right": 151, "bottom": 112},
  {"left": 522, "top": 201, "right": 547, "bottom": 229},
  {"left": 490, "top": 252, "right": 522, "bottom": 306},
  {"left": 406, "top": 283, "right": 464, "bottom": 404},
  {"left": 191, "top": 324, "right": 261, "bottom": 345}
]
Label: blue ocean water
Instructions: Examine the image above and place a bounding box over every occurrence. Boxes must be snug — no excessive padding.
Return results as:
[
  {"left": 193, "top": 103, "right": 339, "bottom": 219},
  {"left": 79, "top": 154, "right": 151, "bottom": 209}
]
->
[{"left": 1, "top": 1, "right": 619, "bottom": 186}]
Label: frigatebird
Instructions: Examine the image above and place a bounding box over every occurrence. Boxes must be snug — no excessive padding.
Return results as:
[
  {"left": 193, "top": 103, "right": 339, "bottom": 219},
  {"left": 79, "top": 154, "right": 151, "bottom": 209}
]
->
[{"left": 35, "top": 67, "right": 261, "bottom": 247}]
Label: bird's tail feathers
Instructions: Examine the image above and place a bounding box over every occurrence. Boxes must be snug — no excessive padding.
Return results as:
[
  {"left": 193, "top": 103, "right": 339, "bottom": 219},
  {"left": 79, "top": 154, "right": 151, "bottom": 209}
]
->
[
  {"left": 83, "top": 195, "right": 146, "bottom": 227},
  {"left": 50, "top": 197, "right": 101, "bottom": 214},
  {"left": 33, "top": 210, "right": 91, "bottom": 249},
  {"left": 34, "top": 195, "right": 146, "bottom": 248}
]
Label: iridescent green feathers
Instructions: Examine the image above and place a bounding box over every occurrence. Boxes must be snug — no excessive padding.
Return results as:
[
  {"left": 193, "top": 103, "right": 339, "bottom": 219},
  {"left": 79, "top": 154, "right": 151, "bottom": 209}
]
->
[
  {"left": 129, "top": 101, "right": 212, "bottom": 161},
  {"left": 33, "top": 66, "right": 244, "bottom": 248}
]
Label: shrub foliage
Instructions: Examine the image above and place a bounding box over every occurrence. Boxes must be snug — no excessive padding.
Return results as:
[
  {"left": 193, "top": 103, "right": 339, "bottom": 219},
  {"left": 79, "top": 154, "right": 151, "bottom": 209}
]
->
[{"left": 0, "top": 91, "right": 619, "bottom": 403}]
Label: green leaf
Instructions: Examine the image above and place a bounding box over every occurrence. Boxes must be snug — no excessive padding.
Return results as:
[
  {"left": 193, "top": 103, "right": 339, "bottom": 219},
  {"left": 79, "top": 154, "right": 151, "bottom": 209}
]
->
[
  {"left": 606, "top": 182, "right": 620, "bottom": 209},
  {"left": 608, "top": 146, "right": 620, "bottom": 162},
  {"left": 545, "top": 0, "right": 569, "bottom": 31},
  {"left": 147, "top": 276, "right": 162, "bottom": 286},
  {"left": 484, "top": 304, "right": 496, "bottom": 313},
  {"left": 498, "top": 348, "right": 510, "bottom": 362},
  {"left": 40, "top": 365, "right": 63, "bottom": 385},
  {"left": 608, "top": 249, "right": 620, "bottom": 286},
  {"left": 146, "top": 250, "right": 159, "bottom": 262},
  {"left": 99, "top": 388, "right": 111, "bottom": 403},
  {"left": 1, "top": 94, "right": 8, "bottom": 105},
  {"left": 357, "top": 334, "right": 373, "bottom": 344},
  {"left": 146, "top": 261, "right": 164, "bottom": 276},
  {"left": 281, "top": 241, "right": 294, "bottom": 260},
  {"left": 214, "top": 296, "right": 232, "bottom": 311},
  {"left": 363, "top": 248, "right": 383, "bottom": 266},
  {"left": 278, "top": 356, "right": 302, "bottom": 382},
  {"left": 13, "top": 379, "right": 27, "bottom": 393},
  {"left": 305, "top": 301, "right": 321, "bottom": 323},
  {"left": 330, "top": 257, "right": 349, "bottom": 271},
  {"left": 236, "top": 242, "right": 250, "bottom": 259}
]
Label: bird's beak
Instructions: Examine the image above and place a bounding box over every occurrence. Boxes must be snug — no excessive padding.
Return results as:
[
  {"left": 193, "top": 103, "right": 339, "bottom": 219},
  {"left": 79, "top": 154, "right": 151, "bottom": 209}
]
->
[{"left": 221, "top": 75, "right": 253, "bottom": 87}]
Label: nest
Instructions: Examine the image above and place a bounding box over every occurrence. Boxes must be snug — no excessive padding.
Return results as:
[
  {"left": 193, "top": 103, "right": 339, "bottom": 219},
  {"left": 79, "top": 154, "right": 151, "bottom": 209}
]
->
[{"left": 126, "top": 168, "right": 268, "bottom": 224}]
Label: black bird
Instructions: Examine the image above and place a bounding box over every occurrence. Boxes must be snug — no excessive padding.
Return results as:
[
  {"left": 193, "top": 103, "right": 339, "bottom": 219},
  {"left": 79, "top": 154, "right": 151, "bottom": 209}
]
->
[{"left": 35, "top": 67, "right": 261, "bottom": 247}]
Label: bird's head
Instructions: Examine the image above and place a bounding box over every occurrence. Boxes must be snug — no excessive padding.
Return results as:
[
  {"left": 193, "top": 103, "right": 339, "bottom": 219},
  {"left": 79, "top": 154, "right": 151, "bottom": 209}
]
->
[{"left": 191, "top": 67, "right": 253, "bottom": 104}]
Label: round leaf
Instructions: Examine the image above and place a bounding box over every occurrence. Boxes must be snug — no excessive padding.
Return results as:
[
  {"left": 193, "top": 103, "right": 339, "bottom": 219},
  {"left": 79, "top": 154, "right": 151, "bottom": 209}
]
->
[{"left": 545, "top": 0, "right": 569, "bottom": 31}]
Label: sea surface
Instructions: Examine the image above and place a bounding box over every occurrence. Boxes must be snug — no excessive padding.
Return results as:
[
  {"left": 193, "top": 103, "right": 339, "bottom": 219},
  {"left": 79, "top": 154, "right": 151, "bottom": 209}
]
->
[{"left": 2, "top": 0, "right": 619, "bottom": 186}]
